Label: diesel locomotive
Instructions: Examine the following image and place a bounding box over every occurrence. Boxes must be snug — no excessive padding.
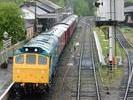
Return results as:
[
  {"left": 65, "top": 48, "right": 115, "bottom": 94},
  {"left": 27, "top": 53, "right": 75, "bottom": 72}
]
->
[{"left": 12, "top": 15, "right": 78, "bottom": 94}]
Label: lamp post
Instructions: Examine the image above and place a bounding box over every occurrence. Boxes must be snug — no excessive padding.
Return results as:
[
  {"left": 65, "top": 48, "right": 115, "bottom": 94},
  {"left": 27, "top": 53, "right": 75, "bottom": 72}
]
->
[{"left": 30, "top": 0, "right": 37, "bottom": 35}]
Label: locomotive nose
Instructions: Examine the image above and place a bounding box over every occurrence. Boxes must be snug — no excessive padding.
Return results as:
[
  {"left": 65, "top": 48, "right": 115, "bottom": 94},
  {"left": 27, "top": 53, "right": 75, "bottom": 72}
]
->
[
  {"left": 13, "top": 54, "right": 50, "bottom": 84},
  {"left": 13, "top": 67, "right": 49, "bottom": 83}
]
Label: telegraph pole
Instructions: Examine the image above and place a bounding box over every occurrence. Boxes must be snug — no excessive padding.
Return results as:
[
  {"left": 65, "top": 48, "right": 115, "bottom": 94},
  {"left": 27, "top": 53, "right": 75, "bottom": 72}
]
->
[
  {"left": 95, "top": 0, "right": 124, "bottom": 95},
  {"left": 108, "top": 0, "right": 116, "bottom": 70},
  {"left": 95, "top": 0, "right": 124, "bottom": 69}
]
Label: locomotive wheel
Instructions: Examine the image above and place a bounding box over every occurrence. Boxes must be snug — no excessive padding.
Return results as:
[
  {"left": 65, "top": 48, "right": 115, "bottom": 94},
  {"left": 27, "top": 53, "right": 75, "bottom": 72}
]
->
[
  {"left": 46, "top": 85, "right": 49, "bottom": 93},
  {"left": 14, "top": 92, "right": 22, "bottom": 100}
]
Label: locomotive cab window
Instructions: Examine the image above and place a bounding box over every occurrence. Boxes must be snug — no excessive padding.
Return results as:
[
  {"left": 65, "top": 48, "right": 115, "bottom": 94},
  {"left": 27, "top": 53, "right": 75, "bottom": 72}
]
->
[
  {"left": 15, "top": 55, "right": 24, "bottom": 64},
  {"left": 38, "top": 55, "right": 47, "bottom": 65},
  {"left": 26, "top": 54, "right": 36, "bottom": 64}
]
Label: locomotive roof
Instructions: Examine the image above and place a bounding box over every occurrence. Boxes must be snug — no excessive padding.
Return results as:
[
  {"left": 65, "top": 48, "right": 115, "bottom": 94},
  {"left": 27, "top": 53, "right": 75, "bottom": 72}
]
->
[
  {"left": 23, "top": 34, "right": 58, "bottom": 54},
  {"left": 16, "top": 14, "right": 78, "bottom": 55}
]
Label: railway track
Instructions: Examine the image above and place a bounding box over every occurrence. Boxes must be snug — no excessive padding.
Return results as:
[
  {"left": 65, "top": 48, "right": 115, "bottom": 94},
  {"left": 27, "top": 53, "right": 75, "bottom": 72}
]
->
[
  {"left": 116, "top": 29, "right": 133, "bottom": 100},
  {"left": 7, "top": 17, "right": 101, "bottom": 100},
  {"left": 72, "top": 18, "right": 101, "bottom": 100}
]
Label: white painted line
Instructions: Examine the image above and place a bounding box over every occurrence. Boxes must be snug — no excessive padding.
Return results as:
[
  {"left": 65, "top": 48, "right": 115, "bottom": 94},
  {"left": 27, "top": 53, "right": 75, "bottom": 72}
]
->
[
  {"left": 93, "top": 31, "right": 106, "bottom": 65},
  {"left": 0, "top": 82, "right": 14, "bottom": 100}
]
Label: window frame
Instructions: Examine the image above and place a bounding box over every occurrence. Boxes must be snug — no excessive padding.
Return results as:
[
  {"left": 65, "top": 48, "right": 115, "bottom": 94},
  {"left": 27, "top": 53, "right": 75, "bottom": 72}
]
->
[
  {"left": 15, "top": 55, "right": 24, "bottom": 64},
  {"left": 26, "top": 54, "right": 36, "bottom": 64},
  {"left": 38, "top": 55, "right": 47, "bottom": 65}
]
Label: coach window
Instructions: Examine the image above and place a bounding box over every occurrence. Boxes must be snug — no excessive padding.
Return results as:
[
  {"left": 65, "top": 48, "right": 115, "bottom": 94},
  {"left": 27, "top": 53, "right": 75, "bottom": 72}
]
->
[
  {"left": 26, "top": 55, "right": 36, "bottom": 64},
  {"left": 38, "top": 55, "right": 47, "bottom": 65},
  {"left": 15, "top": 55, "right": 24, "bottom": 64}
]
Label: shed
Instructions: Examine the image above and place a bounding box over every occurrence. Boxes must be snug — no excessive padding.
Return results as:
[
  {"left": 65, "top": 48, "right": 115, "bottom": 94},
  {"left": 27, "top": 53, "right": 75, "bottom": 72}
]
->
[
  {"left": 21, "top": 0, "right": 63, "bottom": 33},
  {"left": 125, "top": 6, "right": 133, "bottom": 25}
]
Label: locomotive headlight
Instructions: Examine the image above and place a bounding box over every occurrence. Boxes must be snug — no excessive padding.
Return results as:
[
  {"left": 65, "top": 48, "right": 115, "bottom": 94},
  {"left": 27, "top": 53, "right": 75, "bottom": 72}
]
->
[
  {"left": 25, "top": 48, "right": 28, "bottom": 52},
  {"left": 34, "top": 48, "right": 38, "bottom": 52}
]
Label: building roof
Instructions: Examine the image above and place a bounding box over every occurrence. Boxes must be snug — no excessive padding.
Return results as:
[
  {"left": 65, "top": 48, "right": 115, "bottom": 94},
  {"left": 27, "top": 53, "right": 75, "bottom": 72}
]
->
[
  {"left": 22, "top": 8, "right": 35, "bottom": 19},
  {"left": 38, "top": 0, "right": 61, "bottom": 10},
  {"left": 22, "top": 5, "right": 48, "bottom": 19},
  {"left": 125, "top": 6, "right": 133, "bottom": 13},
  {"left": 21, "top": 0, "right": 62, "bottom": 19},
  {"left": 37, "top": 2, "right": 54, "bottom": 13}
]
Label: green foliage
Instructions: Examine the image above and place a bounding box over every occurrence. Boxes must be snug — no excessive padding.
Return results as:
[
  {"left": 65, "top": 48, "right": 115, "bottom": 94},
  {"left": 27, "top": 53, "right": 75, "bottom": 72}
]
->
[
  {"left": 51, "top": 0, "right": 94, "bottom": 16},
  {"left": 100, "top": 65, "right": 124, "bottom": 86},
  {"left": 0, "top": 2, "right": 25, "bottom": 44},
  {"left": 0, "top": 0, "right": 29, "bottom": 5},
  {"left": 73, "top": 0, "right": 94, "bottom": 16},
  {"left": 127, "top": 0, "right": 133, "bottom": 3},
  {"left": 51, "top": 0, "right": 64, "bottom": 7},
  {"left": 120, "top": 26, "right": 133, "bottom": 45}
]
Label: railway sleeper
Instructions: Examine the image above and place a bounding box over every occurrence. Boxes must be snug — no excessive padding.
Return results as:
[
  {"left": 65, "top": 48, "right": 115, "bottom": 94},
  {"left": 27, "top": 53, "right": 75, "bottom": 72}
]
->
[{"left": 71, "top": 91, "right": 96, "bottom": 97}]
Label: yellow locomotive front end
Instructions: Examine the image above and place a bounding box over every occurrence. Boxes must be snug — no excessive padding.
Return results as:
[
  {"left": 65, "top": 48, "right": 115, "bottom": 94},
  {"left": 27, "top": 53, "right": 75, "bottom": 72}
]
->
[{"left": 13, "top": 53, "right": 50, "bottom": 84}]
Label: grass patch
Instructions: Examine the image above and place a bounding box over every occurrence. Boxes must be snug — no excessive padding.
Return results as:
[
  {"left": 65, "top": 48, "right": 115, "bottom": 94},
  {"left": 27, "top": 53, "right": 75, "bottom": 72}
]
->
[
  {"left": 95, "top": 27, "right": 125, "bottom": 86},
  {"left": 0, "top": 41, "right": 2, "bottom": 49},
  {"left": 95, "top": 27, "right": 126, "bottom": 61},
  {"left": 95, "top": 27, "right": 109, "bottom": 56},
  {"left": 120, "top": 26, "right": 133, "bottom": 45},
  {"left": 127, "top": 0, "right": 133, "bottom": 3},
  {"left": 99, "top": 65, "right": 124, "bottom": 86}
]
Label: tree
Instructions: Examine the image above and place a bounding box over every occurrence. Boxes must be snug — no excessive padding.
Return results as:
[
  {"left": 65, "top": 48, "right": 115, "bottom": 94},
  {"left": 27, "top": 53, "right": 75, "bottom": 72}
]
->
[
  {"left": 50, "top": 0, "right": 64, "bottom": 7},
  {"left": 0, "top": 0, "right": 30, "bottom": 5},
  {"left": 72, "top": 0, "right": 94, "bottom": 16},
  {"left": 0, "top": 2, "right": 25, "bottom": 44}
]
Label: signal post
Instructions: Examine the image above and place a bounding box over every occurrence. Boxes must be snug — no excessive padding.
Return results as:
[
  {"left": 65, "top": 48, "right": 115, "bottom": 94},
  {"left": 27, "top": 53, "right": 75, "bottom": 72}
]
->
[{"left": 95, "top": 0, "right": 124, "bottom": 69}]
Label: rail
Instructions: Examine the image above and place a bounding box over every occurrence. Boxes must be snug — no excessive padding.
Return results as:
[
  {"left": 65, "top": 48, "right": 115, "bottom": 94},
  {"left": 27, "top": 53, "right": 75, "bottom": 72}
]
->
[
  {"left": 76, "top": 18, "right": 86, "bottom": 100},
  {"left": 91, "top": 31, "right": 101, "bottom": 100},
  {"left": 76, "top": 18, "right": 101, "bottom": 100},
  {"left": 76, "top": 38, "right": 84, "bottom": 100},
  {"left": 116, "top": 28, "right": 133, "bottom": 100},
  {"left": 0, "top": 82, "right": 14, "bottom": 100}
]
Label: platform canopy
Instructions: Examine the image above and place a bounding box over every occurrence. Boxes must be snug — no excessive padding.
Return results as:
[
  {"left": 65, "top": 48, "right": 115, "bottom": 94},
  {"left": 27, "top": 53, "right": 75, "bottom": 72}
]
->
[
  {"left": 125, "top": 6, "right": 133, "bottom": 13},
  {"left": 21, "top": 0, "right": 62, "bottom": 20},
  {"left": 38, "top": 0, "right": 62, "bottom": 12}
]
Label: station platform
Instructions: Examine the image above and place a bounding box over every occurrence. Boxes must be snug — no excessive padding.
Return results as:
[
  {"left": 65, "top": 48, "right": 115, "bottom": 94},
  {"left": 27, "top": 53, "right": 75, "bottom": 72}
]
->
[
  {"left": 0, "top": 64, "right": 12, "bottom": 96},
  {"left": 93, "top": 31, "right": 106, "bottom": 65}
]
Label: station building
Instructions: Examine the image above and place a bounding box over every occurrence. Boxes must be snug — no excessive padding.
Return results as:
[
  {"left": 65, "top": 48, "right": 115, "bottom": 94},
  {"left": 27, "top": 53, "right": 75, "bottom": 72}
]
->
[
  {"left": 21, "top": 0, "right": 64, "bottom": 39},
  {"left": 125, "top": 5, "right": 133, "bottom": 26}
]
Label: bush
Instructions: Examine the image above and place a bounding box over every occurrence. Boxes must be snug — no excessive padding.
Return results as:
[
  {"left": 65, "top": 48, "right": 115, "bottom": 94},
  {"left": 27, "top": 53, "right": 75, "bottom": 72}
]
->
[{"left": 0, "top": 2, "right": 25, "bottom": 44}]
